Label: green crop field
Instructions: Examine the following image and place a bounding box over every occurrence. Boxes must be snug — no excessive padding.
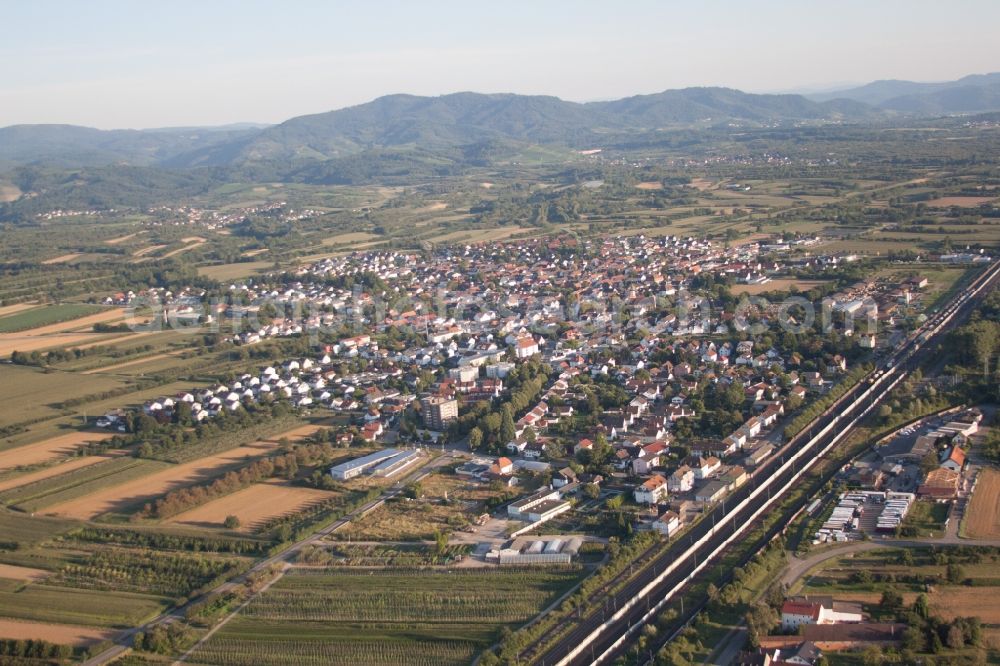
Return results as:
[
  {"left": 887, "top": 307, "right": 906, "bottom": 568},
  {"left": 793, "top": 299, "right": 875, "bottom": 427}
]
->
[
  {"left": 0, "top": 510, "right": 78, "bottom": 547},
  {"left": 0, "top": 365, "right": 128, "bottom": 431},
  {"left": 189, "top": 568, "right": 585, "bottom": 666},
  {"left": 0, "top": 583, "right": 168, "bottom": 628},
  {"left": 0, "top": 304, "right": 104, "bottom": 333}
]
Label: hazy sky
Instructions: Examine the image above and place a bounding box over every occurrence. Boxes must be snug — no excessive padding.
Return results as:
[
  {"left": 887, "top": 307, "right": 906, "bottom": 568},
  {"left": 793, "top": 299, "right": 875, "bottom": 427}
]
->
[{"left": 2, "top": 0, "right": 999, "bottom": 129}]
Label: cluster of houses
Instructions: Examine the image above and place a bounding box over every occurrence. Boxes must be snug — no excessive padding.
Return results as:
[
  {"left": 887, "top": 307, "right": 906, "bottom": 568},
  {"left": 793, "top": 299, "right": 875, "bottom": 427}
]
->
[
  {"left": 92, "top": 232, "right": 962, "bottom": 553},
  {"left": 144, "top": 201, "right": 317, "bottom": 231}
]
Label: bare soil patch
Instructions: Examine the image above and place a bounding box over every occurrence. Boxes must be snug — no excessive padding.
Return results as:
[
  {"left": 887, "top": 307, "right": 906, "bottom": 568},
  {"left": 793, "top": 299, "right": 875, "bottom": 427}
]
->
[
  {"left": 105, "top": 232, "right": 143, "bottom": 245},
  {"left": 0, "top": 183, "right": 22, "bottom": 203},
  {"left": 165, "top": 479, "right": 330, "bottom": 531},
  {"left": 132, "top": 244, "right": 166, "bottom": 257},
  {"left": 160, "top": 240, "right": 205, "bottom": 259},
  {"left": 0, "top": 618, "right": 116, "bottom": 645},
  {"left": 0, "top": 563, "right": 50, "bottom": 582},
  {"left": 965, "top": 467, "right": 1000, "bottom": 539},
  {"left": 41, "top": 254, "right": 83, "bottom": 265},
  {"left": 0, "top": 454, "right": 120, "bottom": 492},
  {"left": 635, "top": 182, "right": 662, "bottom": 190},
  {"left": 43, "top": 442, "right": 279, "bottom": 520},
  {"left": 0, "top": 432, "right": 115, "bottom": 472}
]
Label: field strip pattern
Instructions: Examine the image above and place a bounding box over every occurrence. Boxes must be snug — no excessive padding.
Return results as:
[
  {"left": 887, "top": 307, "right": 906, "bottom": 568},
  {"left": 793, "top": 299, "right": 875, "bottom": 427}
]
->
[
  {"left": 0, "top": 454, "right": 117, "bottom": 493},
  {"left": 0, "top": 432, "right": 115, "bottom": 472},
  {"left": 43, "top": 442, "right": 280, "bottom": 520}
]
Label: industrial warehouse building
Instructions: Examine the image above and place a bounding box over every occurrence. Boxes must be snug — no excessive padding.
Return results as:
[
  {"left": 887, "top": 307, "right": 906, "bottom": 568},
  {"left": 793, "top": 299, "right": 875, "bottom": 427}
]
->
[{"left": 329, "top": 448, "right": 421, "bottom": 480}]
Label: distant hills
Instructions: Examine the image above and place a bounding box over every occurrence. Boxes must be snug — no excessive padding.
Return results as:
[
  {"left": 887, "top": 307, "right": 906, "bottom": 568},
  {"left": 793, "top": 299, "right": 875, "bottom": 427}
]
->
[
  {"left": 1, "top": 87, "right": 879, "bottom": 171},
  {"left": 4, "top": 75, "right": 1000, "bottom": 173},
  {"left": 809, "top": 72, "right": 1000, "bottom": 113},
  {"left": 2, "top": 73, "right": 1000, "bottom": 220}
]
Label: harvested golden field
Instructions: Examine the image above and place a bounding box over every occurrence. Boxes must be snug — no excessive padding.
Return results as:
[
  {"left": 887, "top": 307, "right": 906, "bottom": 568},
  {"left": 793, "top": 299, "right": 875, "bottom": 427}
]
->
[
  {"left": 925, "top": 196, "right": 996, "bottom": 207},
  {"left": 0, "top": 454, "right": 119, "bottom": 492},
  {"left": 0, "top": 563, "right": 50, "bottom": 582},
  {"left": 0, "top": 432, "right": 115, "bottom": 472},
  {"left": 166, "top": 479, "right": 331, "bottom": 530},
  {"left": 44, "top": 442, "right": 279, "bottom": 520},
  {"left": 930, "top": 586, "right": 1000, "bottom": 625},
  {"left": 0, "top": 332, "right": 107, "bottom": 356},
  {"left": 965, "top": 467, "right": 1000, "bottom": 539},
  {"left": 635, "top": 181, "right": 662, "bottom": 190},
  {"left": 0, "top": 618, "right": 116, "bottom": 645}
]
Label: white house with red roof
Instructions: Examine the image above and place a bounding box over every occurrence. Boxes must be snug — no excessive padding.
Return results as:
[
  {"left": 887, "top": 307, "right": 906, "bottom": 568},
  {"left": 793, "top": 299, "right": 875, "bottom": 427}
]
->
[{"left": 634, "top": 474, "right": 669, "bottom": 504}]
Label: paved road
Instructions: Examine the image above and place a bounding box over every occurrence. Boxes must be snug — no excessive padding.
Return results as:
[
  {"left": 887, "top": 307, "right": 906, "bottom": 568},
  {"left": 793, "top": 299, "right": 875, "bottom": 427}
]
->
[
  {"left": 703, "top": 532, "right": 1000, "bottom": 666},
  {"left": 81, "top": 454, "right": 446, "bottom": 666}
]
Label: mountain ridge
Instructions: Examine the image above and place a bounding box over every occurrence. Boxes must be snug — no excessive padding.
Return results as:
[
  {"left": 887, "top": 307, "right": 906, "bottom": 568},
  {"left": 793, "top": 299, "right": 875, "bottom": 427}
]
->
[{"left": 0, "top": 87, "right": 878, "bottom": 170}]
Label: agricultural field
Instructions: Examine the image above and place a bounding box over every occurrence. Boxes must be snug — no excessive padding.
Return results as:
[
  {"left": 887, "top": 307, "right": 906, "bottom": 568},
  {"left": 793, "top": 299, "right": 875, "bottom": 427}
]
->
[
  {"left": 0, "top": 618, "right": 116, "bottom": 646},
  {"left": 188, "top": 567, "right": 584, "bottom": 666},
  {"left": 0, "top": 430, "right": 116, "bottom": 470},
  {"left": 197, "top": 260, "right": 273, "bottom": 281},
  {"left": 42, "top": 442, "right": 279, "bottom": 520},
  {"left": 0, "top": 563, "right": 50, "bottom": 582},
  {"left": 0, "top": 457, "right": 170, "bottom": 513},
  {"left": 0, "top": 583, "right": 168, "bottom": 628},
  {"left": 0, "top": 365, "right": 128, "bottom": 431},
  {"left": 0, "top": 510, "right": 78, "bottom": 548},
  {"left": 965, "top": 467, "right": 1000, "bottom": 539},
  {"left": 0, "top": 303, "right": 104, "bottom": 334},
  {"left": 0, "top": 454, "right": 116, "bottom": 493},
  {"left": 165, "top": 479, "right": 332, "bottom": 531}
]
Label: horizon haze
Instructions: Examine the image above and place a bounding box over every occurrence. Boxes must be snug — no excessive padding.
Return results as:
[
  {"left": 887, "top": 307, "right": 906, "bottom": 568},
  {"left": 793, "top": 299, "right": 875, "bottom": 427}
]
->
[{"left": 3, "top": 0, "right": 1000, "bottom": 129}]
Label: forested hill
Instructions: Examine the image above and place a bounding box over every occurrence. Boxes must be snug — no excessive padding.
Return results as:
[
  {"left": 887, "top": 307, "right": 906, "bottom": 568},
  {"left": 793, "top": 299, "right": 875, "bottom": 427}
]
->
[{"left": 2, "top": 87, "right": 877, "bottom": 171}]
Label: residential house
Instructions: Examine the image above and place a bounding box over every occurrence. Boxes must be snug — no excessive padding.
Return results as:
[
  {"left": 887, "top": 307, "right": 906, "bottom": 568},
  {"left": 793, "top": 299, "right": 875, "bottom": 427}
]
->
[{"left": 634, "top": 474, "right": 669, "bottom": 504}]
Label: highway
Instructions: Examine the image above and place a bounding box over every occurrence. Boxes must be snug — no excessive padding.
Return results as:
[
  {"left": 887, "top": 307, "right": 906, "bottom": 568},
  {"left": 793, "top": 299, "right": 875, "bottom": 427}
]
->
[{"left": 524, "top": 259, "right": 1000, "bottom": 666}]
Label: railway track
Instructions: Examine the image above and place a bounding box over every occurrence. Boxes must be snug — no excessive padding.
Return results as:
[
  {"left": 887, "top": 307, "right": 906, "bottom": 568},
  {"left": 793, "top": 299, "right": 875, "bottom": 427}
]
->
[{"left": 521, "top": 259, "right": 1000, "bottom": 666}]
